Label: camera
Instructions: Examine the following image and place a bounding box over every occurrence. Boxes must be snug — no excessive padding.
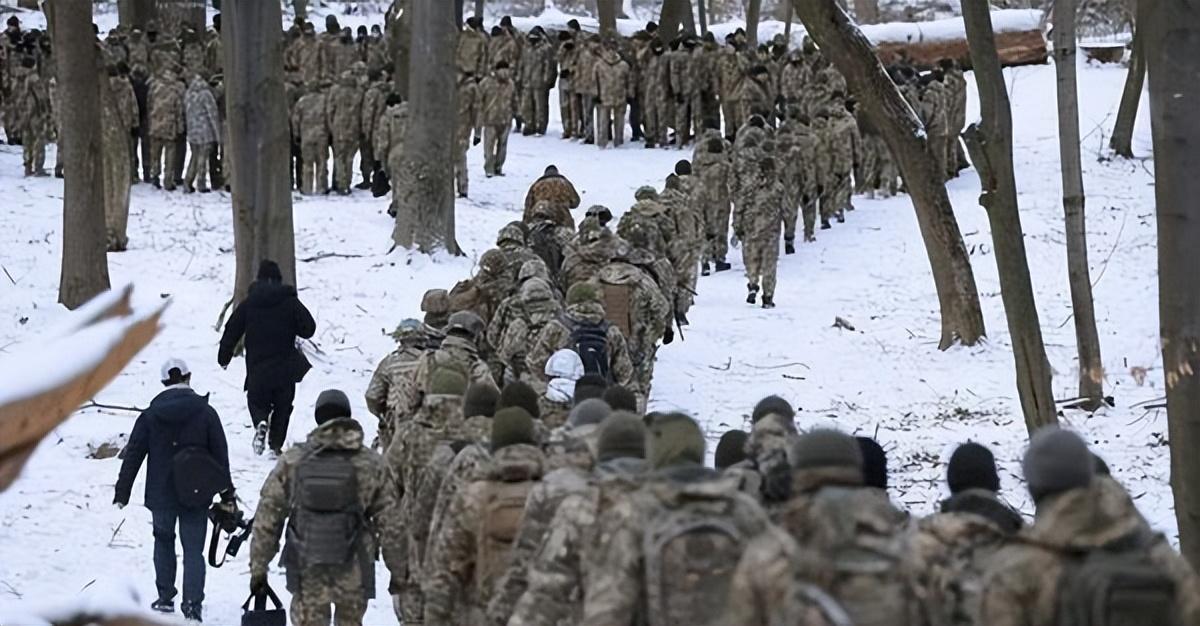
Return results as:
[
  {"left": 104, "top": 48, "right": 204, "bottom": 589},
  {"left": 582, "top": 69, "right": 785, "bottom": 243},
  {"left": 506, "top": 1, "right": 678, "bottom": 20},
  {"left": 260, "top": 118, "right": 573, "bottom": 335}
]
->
[{"left": 208, "top": 502, "right": 254, "bottom": 568}]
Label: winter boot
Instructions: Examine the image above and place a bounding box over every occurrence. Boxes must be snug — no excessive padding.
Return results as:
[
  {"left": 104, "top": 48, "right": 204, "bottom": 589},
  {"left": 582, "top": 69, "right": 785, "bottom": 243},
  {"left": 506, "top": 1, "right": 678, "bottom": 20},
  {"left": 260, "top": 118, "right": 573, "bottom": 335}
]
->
[
  {"left": 676, "top": 311, "right": 690, "bottom": 327},
  {"left": 762, "top": 295, "right": 776, "bottom": 309},
  {"left": 355, "top": 180, "right": 372, "bottom": 190},
  {"left": 151, "top": 599, "right": 175, "bottom": 614},
  {"left": 701, "top": 261, "right": 711, "bottom": 276},
  {"left": 785, "top": 240, "right": 796, "bottom": 255},
  {"left": 151, "top": 176, "right": 161, "bottom": 189},
  {"left": 252, "top": 422, "right": 268, "bottom": 456},
  {"left": 836, "top": 210, "right": 845, "bottom": 223},
  {"left": 820, "top": 218, "right": 831, "bottom": 230},
  {"left": 183, "top": 184, "right": 195, "bottom": 194},
  {"left": 714, "top": 261, "right": 732, "bottom": 273},
  {"left": 746, "top": 284, "right": 758, "bottom": 305},
  {"left": 181, "top": 602, "right": 202, "bottom": 623},
  {"left": 805, "top": 234, "right": 817, "bottom": 243}
]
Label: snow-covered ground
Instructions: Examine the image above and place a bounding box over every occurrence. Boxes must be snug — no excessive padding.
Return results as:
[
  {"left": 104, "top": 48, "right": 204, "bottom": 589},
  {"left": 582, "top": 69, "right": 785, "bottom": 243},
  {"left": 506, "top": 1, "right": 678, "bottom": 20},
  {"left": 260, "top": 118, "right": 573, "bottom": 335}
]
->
[{"left": 0, "top": 50, "right": 1164, "bottom": 626}]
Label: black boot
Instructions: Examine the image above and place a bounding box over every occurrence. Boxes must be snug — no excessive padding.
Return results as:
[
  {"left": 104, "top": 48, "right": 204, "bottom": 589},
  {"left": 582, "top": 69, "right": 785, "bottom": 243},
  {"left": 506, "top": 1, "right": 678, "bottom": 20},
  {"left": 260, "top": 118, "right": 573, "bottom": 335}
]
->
[
  {"left": 836, "top": 210, "right": 845, "bottom": 224},
  {"left": 821, "top": 218, "right": 831, "bottom": 230},
  {"left": 701, "top": 261, "right": 711, "bottom": 276},
  {"left": 785, "top": 240, "right": 796, "bottom": 255},
  {"left": 181, "top": 601, "right": 202, "bottom": 622},
  {"left": 762, "top": 295, "right": 776, "bottom": 309},
  {"left": 746, "top": 284, "right": 758, "bottom": 305},
  {"left": 151, "top": 598, "right": 175, "bottom": 614},
  {"left": 715, "top": 261, "right": 732, "bottom": 272},
  {"left": 675, "top": 311, "right": 689, "bottom": 327}
]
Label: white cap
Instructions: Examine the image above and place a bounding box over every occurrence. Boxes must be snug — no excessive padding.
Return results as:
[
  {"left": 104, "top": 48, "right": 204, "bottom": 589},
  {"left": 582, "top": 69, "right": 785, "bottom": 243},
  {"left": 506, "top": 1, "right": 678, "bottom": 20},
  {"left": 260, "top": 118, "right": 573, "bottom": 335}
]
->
[{"left": 161, "top": 358, "right": 191, "bottom": 381}]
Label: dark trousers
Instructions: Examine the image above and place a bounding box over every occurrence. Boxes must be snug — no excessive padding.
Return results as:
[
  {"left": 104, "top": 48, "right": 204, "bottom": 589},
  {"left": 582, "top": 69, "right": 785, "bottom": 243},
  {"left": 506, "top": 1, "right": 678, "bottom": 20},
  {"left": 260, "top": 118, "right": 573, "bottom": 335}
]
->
[
  {"left": 151, "top": 507, "right": 208, "bottom": 606},
  {"left": 248, "top": 380, "right": 295, "bottom": 451},
  {"left": 629, "top": 96, "right": 643, "bottom": 140}
]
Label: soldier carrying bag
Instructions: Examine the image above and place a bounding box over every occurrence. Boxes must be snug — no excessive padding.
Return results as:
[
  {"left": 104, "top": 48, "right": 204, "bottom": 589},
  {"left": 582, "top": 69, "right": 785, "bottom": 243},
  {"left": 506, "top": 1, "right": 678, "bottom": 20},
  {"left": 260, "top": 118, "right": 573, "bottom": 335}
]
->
[
  {"left": 1055, "top": 529, "right": 1180, "bottom": 626},
  {"left": 241, "top": 582, "right": 286, "bottom": 626}
]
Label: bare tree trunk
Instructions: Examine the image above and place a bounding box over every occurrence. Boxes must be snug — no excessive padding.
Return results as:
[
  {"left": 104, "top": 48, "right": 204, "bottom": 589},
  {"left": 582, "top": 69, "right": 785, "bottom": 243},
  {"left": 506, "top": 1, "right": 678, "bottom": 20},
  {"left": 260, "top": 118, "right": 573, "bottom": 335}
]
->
[
  {"left": 790, "top": 0, "right": 985, "bottom": 349},
  {"left": 1110, "top": 0, "right": 1149, "bottom": 158},
  {"left": 223, "top": 0, "right": 296, "bottom": 301},
  {"left": 698, "top": 0, "right": 708, "bottom": 35},
  {"left": 393, "top": 0, "right": 460, "bottom": 255},
  {"left": 1054, "top": 0, "right": 1105, "bottom": 410},
  {"left": 455, "top": 0, "right": 465, "bottom": 28},
  {"left": 599, "top": 0, "right": 618, "bottom": 35},
  {"left": 294, "top": 0, "right": 308, "bottom": 21},
  {"left": 117, "top": 0, "right": 157, "bottom": 29},
  {"left": 783, "top": 0, "right": 794, "bottom": 47},
  {"left": 158, "top": 0, "right": 206, "bottom": 34},
  {"left": 659, "top": 0, "right": 695, "bottom": 42},
  {"left": 1147, "top": 0, "right": 1200, "bottom": 572},
  {"left": 961, "top": 0, "right": 1056, "bottom": 433},
  {"left": 52, "top": 0, "right": 112, "bottom": 310},
  {"left": 853, "top": 0, "right": 880, "bottom": 24},
  {"left": 475, "top": 0, "right": 485, "bottom": 18},
  {"left": 746, "top": 0, "right": 763, "bottom": 47},
  {"left": 388, "top": 1, "right": 412, "bottom": 99}
]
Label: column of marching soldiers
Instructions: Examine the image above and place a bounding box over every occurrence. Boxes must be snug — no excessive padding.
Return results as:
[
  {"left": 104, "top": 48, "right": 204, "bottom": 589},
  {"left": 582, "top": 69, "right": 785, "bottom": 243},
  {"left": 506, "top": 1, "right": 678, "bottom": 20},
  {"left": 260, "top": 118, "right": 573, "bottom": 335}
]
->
[{"left": 11, "top": 10, "right": 1200, "bottom": 626}]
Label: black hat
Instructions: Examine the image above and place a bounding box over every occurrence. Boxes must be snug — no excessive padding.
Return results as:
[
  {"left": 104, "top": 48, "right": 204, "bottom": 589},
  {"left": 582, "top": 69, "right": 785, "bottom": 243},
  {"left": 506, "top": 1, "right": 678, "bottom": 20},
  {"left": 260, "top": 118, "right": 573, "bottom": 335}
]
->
[
  {"left": 567, "top": 19, "right": 581, "bottom": 31},
  {"left": 463, "top": 384, "right": 500, "bottom": 418},
  {"left": 674, "top": 160, "right": 692, "bottom": 176},
  {"left": 500, "top": 381, "right": 541, "bottom": 419},
  {"left": 947, "top": 441, "right": 1000, "bottom": 494},
  {"left": 315, "top": 389, "right": 351, "bottom": 424},
  {"left": 715, "top": 430, "right": 749, "bottom": 470},
  {"left": 602, "top": 385, "right": 638, "bottom": 412},
  {"left": 500, "top": 15, "right": 513, "bottom": 27},
  {"left": 257, "top": 259, "right": 283, "bottom": 282},
  {"left": 752, "top": 395, "right": 794, "bottom": 423},
  {"left": 574, "top": 374, "right": 608, "bottom": 404},
  {"left": 856, "top": 436, "right": 888, "bottom": 490},
  {"left": 646, "top": 21, "right": 658, "bottom": 32}
]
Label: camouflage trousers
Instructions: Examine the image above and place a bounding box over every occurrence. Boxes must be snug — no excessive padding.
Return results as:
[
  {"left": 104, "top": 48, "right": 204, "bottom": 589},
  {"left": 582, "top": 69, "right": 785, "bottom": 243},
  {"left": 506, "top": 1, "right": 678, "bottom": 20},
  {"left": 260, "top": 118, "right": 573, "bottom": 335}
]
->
[
  {"left": 149, "top": 136, "right": 180, "bottom": 189},
  {"left": 358, "top": 137, "right": 375, "bottom": 184},
  {"left": 578, "top": 94, "right": 596, "bottom": 141},
  {"left": 744, "top": 227, "right": 780, "bottom": 299},
  {"left": 331, "top": 139, "right": 358, "bottom": 193},
  {"left": 185, "top": 141, "right": 213, "bottom": 191},
  {"left": 454, "top": 132, "right": 470, "bottom": 197},
  {"left": 720, "top": 91, "right": 739, "bottom": 138},
  {"left": 641, "top": 94, "right": 667, "bottom": 148},
  {"left": 856, "top": 135, "right": 882, "bottom": 195},
  {"left": 784, "top": 191, "right": 817, "bottom": 242},
  {"left": 22, "top": 131, "right": 45, "bottom": 176},
  {"left": 300, "top": 139, "right": 329, "bottom": 195},
  {"left": 521, "top": 86, "right": 550, "bottom": 135},
  {"left": 290, "top": 576, "right": 367, "bottom": 626},
  {"left": 819, "top": 172, "right": 851, "bottom": 221},
  {"left": 596, "top": 103, "right": 627, "bottom": 148},
  {"left": 559, "top": 86, "right": 580, "bottom": 139},
  {"left": 483, "top": 124, "right": 509, "bottom": 176},
  {"left": 674, "top": 247, "right": 699, "bottom": 315},
  {"left": 703, "top": 194, "right": 732, "bottom": 263},
  {"left": 674, "top": 94, "right": 702, "bottom": 147}
]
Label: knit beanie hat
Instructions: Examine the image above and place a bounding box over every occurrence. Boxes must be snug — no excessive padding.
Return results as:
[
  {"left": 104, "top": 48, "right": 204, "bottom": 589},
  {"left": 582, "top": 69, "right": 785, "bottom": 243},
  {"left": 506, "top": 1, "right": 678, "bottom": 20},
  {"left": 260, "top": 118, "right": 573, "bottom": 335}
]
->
[
  {"left": 602, "top": 385, "right": 638, "bottom": 412},
  {"left": 856, "top": 436, "right": 888, "bottom": 490},
  {"left": 674, "top": 159, "right": 692, "bottom": 176},
  {"left": 752, "top": 395, "right": 795, "bottom": 424},
  {"left": 947, "top": 442, "right": 1000, "bottom": 494},
  {"left": 715, "top": 430, "right": 749, "bottom": 470},
  {"left": 430, "top": 368, "right": 468, "bottom": 396},
  {"left": 648, "top": 413, "right": 706, "bottom": 469},
  {"left": 499, "top": 381, "right": 541, "bottom": 419},
  {"left": 567, "top": 282, "right": 601, "bottom": 306},
  {"left": 314, "top": 389, "right": 351, "bottom": 424},
  {"left": 1023, "top": 427, "right": 1093, "bottom": 504},
  {"left": 492, "top": 407, "right": 536, "bottom": 452},
  {"left": 574, "top": 374, "right": 608, "bottom": 404},
  {"left": 597, "top": 411, "right": 647, "bottom": 462},
  {"left": 463, "top": 384, "right": 500, "bottom": 418},
  {"left": 568, "top": 398, "right": 611, "bottom": 428},
  {"left": 791, "top": 429, "right": 864, "bottom": 472}
]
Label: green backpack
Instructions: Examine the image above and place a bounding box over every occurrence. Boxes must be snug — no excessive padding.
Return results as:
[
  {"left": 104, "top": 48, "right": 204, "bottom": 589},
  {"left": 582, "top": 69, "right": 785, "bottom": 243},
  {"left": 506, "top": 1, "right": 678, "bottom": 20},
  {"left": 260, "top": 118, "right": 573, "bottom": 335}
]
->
[{"left": 1055, "top": 531, "right": 1179, "bottom": 626}]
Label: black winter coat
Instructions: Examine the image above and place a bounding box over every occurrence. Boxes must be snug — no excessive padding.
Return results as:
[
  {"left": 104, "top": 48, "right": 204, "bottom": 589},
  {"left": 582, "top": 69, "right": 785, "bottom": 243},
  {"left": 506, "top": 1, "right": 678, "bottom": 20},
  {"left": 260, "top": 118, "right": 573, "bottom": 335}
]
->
[
  {"left": 218, "top": 280, "right": 316, "bottom": 390},
  {"left": 114, "top": 386, "right": 231, "bottom": 510}
]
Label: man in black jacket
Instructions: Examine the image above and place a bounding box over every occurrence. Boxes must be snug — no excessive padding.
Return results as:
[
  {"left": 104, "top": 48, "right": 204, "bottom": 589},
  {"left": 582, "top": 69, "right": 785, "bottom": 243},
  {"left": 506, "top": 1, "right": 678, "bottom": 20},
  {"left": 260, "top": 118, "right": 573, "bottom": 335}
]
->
[
  {"left": 218, "top": 259, "right": 316, "bottom": 456},
  {"left": 114, "top": 359, "right": 235, "bottom": 622}
]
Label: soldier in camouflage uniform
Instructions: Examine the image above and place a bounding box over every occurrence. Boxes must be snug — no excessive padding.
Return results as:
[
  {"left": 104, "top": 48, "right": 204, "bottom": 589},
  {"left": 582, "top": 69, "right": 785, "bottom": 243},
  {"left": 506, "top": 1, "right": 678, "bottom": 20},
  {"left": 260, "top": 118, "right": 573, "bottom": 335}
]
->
[
  {"left": 661, "top": 166, "right": 703, "bottom": 322},
  {"left": 456, "top": 17, "right": 489, "bottom": 78},
  {"left": 692, "top": 130, "right": 733, "bottom": 271},
  {"left": 480, "top": 62, "right": 516, "bottom": 177},
  {"left": 574, "top": 37, "right": 600, "bottom": 144},
  {"left": 667, "top": 38, "right": 697, "bottom": 148},
  {"left": 455, "top": 71, "right": 479, "bottom": 197},
  {"left": 777, "top": 106, "right": 821, "bottom": 245},
  {"left": 921, "top": 71, "right": 949, "bottom": 182},
  {"left": 358, "top": 70, "right": 387, "bottom": 190},
  {"left": 815, "top": 99, "right": 858, "bottom": 228},
  {"left": 726, "top": 525, "right": 854, "bottom": 626},
  {"left": 733, "top": 149, "right": 784, "bottom": 308},
  {"left": 617, "top": 186, "right": 674, "bottom": 262},
  {"left": 523, "top": 165, "right": 580, "bottom": 229},
  {"left": 404, "top": 311, "right": 496, "bottom": 419},
  {"left": 292, "top": 81, "right": 330, "bottom": 195},
  {"left": 13, "top": 58, "right": 48, "bottom": 177},
  {"left": 594, "top": 45, "right": 632, "bottom": 149},
  {"left": 639, "top": 39, "right": 669, "bottom": 149},
  {"left": 248, "top": 390, "right": 406, "bottom": 626},
  {"left": 940, "top": 59, "right": 969, "bottom": 177},
  {"left": 527, "top": 282, "right": 637, "bottom": 395},
  {"left": 183, "top": 74, "right": 220, "bottom": 193},
  {"left": 581, "top": 413, "right": 772, "bottom": 626},
  {"left": 327, "top": 68, "right": 363, "bottom": 195},
  {"left": 365, "top": 319, "right": 435, "bottom": 452},
  {"left": 147, "top": 66, "right": 185, "bottom": 190},
  {"left": 423, "top": 407, "right": 547, "bottom": 625},
  {"left": 595, "top": 245, "right": 671, "bottom": 397},
  {"left": 556, "top": 32, "right": 580, "bottom": 140},
  {"left": 489, "top": 274, "right": 563, "bottom": 386},
  {"left": 780, "top": 48, "right": 811, "bottom": 108},
  {"left": 374, "top": 94, "right": 408, "bottom": 184},
  {"left": 561, "top": 218, "right": 622, "bottom": 290},
  {"left": 737, "top": 65, "right": 774, "bottom": 128}
]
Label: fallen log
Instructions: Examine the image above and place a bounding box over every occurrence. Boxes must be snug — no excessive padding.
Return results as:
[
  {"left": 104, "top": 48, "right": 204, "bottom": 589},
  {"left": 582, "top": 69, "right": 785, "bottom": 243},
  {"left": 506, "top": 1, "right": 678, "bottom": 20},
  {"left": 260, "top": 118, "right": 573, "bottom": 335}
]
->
[{"left": 865, "top": 10, "right": 1049, "bottom": 69}]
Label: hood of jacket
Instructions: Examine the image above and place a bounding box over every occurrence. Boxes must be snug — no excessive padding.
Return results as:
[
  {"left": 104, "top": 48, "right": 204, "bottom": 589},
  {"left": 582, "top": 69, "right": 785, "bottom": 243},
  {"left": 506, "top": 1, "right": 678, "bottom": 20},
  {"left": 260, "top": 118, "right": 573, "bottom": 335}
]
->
[
  {"left": 488, "top": 443, "right": 545, "bottom": 482},
  {"left": 245, "top": 280, "right": 296, "bottom": 308},
  {"left": 148, "top": 386, "right": 210, "bottom": 427},
  {"left": 1024, "top": 477, "right": 1149, "bottom": 550},
  {"left": 305, "top": 417, "right": 364, "bottom": 451},
  {"left": 939, "top": 488, "right": 1024, "bottom": 535},
  {"left": 545, "top": 348, "right": 584, "bottom": 380}
]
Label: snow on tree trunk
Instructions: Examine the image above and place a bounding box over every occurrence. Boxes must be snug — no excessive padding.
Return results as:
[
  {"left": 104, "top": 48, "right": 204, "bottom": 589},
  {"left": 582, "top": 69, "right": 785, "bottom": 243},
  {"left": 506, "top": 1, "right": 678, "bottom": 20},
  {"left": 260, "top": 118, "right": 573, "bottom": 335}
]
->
[
  {"left": 51, "top": 0, "right": 112, "bottom": 310},
  {"left": 789, "top": 0, "right": 986, "bottom": 350},
  {"left": 1054, "top": 0, "right": 1105, "bottom": 410},
  {"left": 1146, "top": 0, "right": 1200, "bottom": 572},
  {"left": 393, "top": 0, "right": 460, "bottom": 254},
  {"left": 1110, "top": 0, "right": 1149, "bottom": 158},
  {"left": 223, "top": 0, "right": 297, "bottom": 301},
  {"left": 747, "top": 0, "right": 763, "bottom": 46},
  {"left": 961, "top": 0, "right": 1057, "bottom": 433}
]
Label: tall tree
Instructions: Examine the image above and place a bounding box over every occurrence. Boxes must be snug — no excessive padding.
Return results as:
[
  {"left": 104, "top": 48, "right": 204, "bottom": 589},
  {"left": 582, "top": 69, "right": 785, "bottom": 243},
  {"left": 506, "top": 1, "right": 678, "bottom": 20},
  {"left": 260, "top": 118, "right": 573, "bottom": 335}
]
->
[
  {"left": 1054, "top": 0, "right": 1105, "bottom": 409},
  {"left": 659, "top": 0, "right": 695, "bottom": 42},
  {"left": 387, "top": 0, "right": 412, "bottom": 99},
  {"left": 1109, "top": 0, "right": 1151, "bottom": 158},
  {"left": 599, "top": 0, "right": 619, "bottom": 35},
  {"left": 474, "top": 0, "right": 485, "bottom": 19},
  {"left": 223, "top": 0, "right": 296, "bottom": 301},
  {"left": 158, "top": 0, "right": 206, "bottom": 34},
  {"left": 961, "top": 0, "right": 1056, "bottom": 432},
  {"left": 790, "top": 0, "right": 986, "bottom": 349},
  {"left": 697, "top": 0, "right": 708, "bottom": 34},
  {"left": 1146, "top": 0, "right": 1200, "bottom": 571},
  {"left": 854, "top": 0, "right": 880, "bottom": 24},
  {"left": 746, "top": 0, "right": 763, "bottom": 46},
  {"left": 393, "top": 0, "right": 459, "bottom": 254},
  {"left": 117, "top": 0, "right": 156, "bottom": 29},
  {"left": 52, "top": 0, "right": 111, "bottom": 310}
]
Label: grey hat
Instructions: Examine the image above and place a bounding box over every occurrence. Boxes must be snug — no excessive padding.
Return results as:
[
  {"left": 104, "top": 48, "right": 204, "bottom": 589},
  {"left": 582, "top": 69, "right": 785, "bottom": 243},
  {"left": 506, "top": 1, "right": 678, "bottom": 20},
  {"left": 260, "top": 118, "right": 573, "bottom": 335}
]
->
[
  {"left": 1024, "top": 427, "right": 1094, "bottom": 503},
  {"left": 752, "top": 395, "right": 795, "bottom": 424},
  {"left": 315, "top": 389, "right": 351, "bottom": 424},
  {"left": 597, "top": 411, "right": 647, "bottom": 462},
  {"left": 569, "top": 398, "right": 612, "bottom": 428},
  {"left": 791, "top": 429, "right": 863, "bottom": 472}
]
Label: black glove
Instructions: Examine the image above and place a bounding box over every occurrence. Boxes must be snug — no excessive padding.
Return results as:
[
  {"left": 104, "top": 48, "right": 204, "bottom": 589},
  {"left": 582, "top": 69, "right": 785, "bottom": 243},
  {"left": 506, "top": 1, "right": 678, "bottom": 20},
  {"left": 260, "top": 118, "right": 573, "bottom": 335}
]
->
[
  {"left": 663, "top": 326, "right": 674, "bottom": 345},
  {"left": 250, "top": 572, "right": 267, "bottom": 597},
  {"left": 473, "top": 135, "right": 482, "bottom": 146}
]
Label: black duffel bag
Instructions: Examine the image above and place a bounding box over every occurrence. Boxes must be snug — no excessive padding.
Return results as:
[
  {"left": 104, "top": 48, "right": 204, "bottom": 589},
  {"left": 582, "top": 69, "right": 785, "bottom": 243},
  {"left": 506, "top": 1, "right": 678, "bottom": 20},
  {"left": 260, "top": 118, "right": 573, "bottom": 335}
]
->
[{"left": 242, "top": 584, "right": 286, "bottom": 626}]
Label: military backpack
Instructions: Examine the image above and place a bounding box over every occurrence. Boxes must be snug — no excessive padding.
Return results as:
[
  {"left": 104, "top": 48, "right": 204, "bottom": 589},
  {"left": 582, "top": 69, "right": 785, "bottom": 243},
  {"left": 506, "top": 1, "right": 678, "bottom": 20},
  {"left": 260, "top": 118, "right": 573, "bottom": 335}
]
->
[
  {"left": 284, "top": 450, "right": 364, "bottom": 568},
  {"left": 1055, "top": 530, "right": 1180, "bottom": 626},
  {"left": 564, "top": 316, "right": 611, "bottom": 382},
  {"left": 475, "top": 479, "right": 534, "bottom": 596}
]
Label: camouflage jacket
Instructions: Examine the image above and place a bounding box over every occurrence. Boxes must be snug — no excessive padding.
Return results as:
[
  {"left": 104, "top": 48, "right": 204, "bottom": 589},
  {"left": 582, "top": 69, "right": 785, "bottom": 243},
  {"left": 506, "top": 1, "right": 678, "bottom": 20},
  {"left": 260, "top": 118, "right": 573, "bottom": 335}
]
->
[
  {"left": 249, "top": 418, "right": 406, "bottom": 595},
  {"left": 147, "top": 72, "right": 186, "bottom": 139},
  {"left": 580, "top": 466, "right": 772, "bottom": 626},
  {"left": 640, "top": 51, "right": 670, "bottom": 101},
  {"left": 408, "top": 335, "right": 495, "bottom": 413},
  {"left": 456, "top": 29, "right": 489, "bottom": 77},
  {"left": 360, "top": 82, "right": 387, "bottom": 145},
  {"left": 291, "top": 89, "right": 329, "bottom": 147},
  {"left": 823, "top": 109, "right": 860, "bottom": 176},
  {"left": 667, "top": 47, "right": 694, "bottom": 98},
  {"left": 777, "top": 119, "right": 821, "bottom": 199},
  {"left": 15, "top": 70, "right": 50, "bottom": 136},
  {"left": 727, "top": 525, "right": 854, "bottom": 626},
  {"left": 457, "top": 78, "right": 480, "bottom": 142},
  {"left": 423, "top": 444, "right": 546, "bottom": 625},
  {"left": 479, "top": 70, "right": 516, "bottom": 127},
  {"left": 595, "top": 261, "right": 671, "bottom": 365},
  {"left": 692, "top": 136, "right": 732, "bottom": 205},
  {"left": 321, "top": 38, "right": 358, "bottom": 81},
  {"left": 365, "top": 344, "right": 427, "bottom": 447},
  {"left": 184, "top": 77, "right": 220, "bottom": 145},
  {"left": 488, "top": 33, "right": 521, "bottom": 73},
  {"left": 522, "top": 174, "right": 581, "bottom": 228},
  {"left": 561, "top": 226, "right": 623, "bottom": 289},
  {"left": 737, "top": 73, "right": 774, "bottom": 117},
  {"left": 733, "top": 164, "right": 785, "bottom": 239},
  {"left": 616, "top": 200, "right": 674, "bottom": 260},
  {"left": 594, "top": 51, "right": 632, "bottom": 108},
  {"left": 944, "top": 68, "right": 968, "bottom": 126},
  {"left": 526, "top": 302, "right": 636, "bottom": 393},
  {"left": 374, "top": 102, "right": 409, "bottom": 171},
  {"left": 489, "top": 278, "right": 563, "bottom": 380},
  {"left": 981, "top": 477, "right": 1200, "bottom": 626},
  {"left": 521, "top": 39, "right": 556, "bottom": 90},
  {"left": 574, "top": 46, "right": 599, "bottom": 97},
  {"left": 780, "top": 61, "right": 811, "bottom": 102},
  {"left": 111, "top": 75, "right": 139, "bottom": 132},
  {"left": 920, "top": 80, "right": 948, "bottom": 135},
  {"left": 327, "top": 72, "right": 363, "bottom": 142}
]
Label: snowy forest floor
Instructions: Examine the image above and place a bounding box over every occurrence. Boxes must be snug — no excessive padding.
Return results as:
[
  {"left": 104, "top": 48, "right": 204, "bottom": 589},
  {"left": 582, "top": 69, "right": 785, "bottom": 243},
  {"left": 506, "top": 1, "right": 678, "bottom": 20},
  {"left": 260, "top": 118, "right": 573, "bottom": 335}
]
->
[{"left": 0, "top": 57, "right": 1166, "bottom": 624}]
